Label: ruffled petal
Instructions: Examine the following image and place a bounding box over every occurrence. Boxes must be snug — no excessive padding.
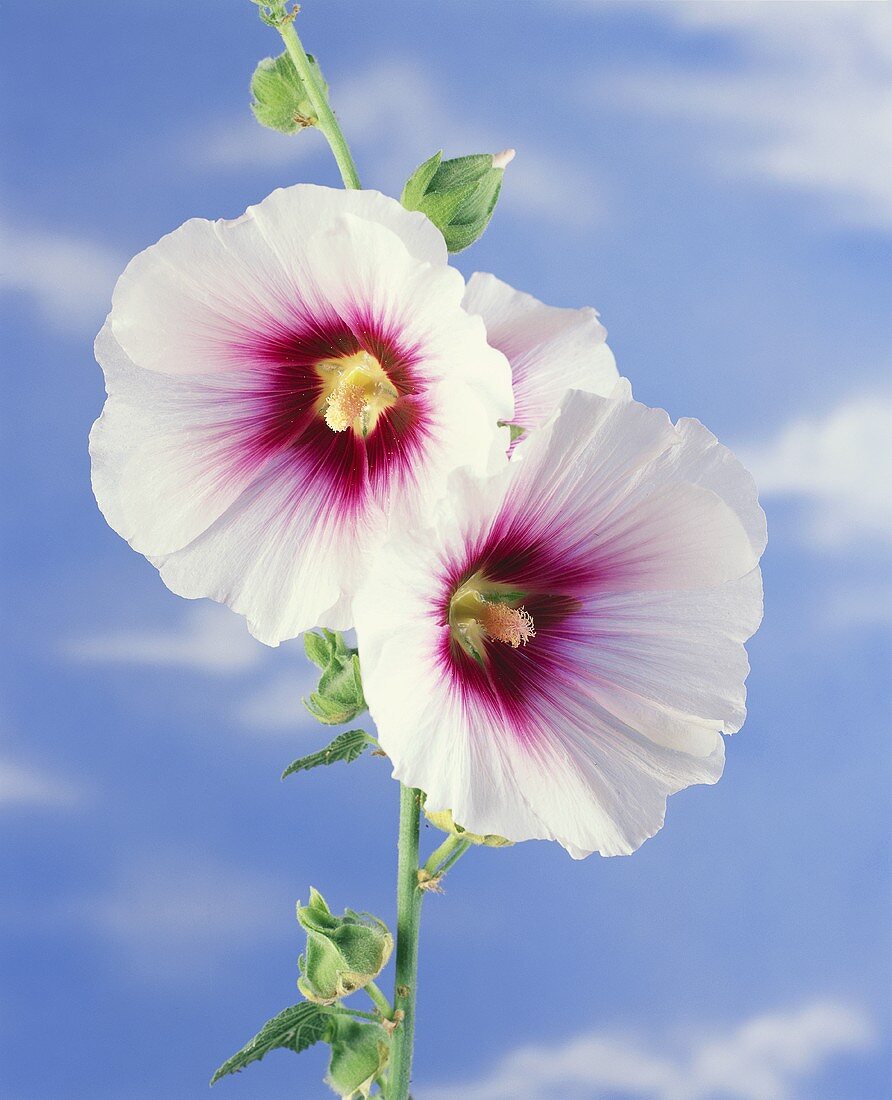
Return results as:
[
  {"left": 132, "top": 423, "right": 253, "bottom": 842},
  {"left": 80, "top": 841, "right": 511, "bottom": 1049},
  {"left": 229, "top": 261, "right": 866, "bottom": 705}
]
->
[
  {"left": 110, "top": 186, "right": 446, "bottom": 377},
  {"left": 91, "top": 323, "right": 278, "bottom": 556},
  {"left": 153, "top": 448, "right": 375, "bottom": 644},
  {"left": 462, "top": 272, "right": 618, "bottom": 435}
]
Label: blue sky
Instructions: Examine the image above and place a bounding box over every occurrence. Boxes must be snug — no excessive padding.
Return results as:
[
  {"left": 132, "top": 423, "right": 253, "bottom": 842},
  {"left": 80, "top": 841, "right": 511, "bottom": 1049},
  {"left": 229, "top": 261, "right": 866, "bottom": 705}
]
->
[{"left": 2, "top": 2, "right": 890, "bottom": 1098}]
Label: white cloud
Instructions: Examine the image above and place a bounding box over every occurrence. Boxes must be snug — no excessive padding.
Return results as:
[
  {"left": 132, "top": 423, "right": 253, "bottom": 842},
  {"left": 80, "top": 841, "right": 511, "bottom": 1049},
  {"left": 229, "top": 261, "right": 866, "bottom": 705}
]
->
[
  {"left": 64, "top": 603, "right": 264, "bottom": 673},
  {"left": 190, "top": 60, "right": 604, "bottom": 230},
  {"left": 0, "top": 217, "right": 121, "bottom": 332},
  {"left": 738, "top": 393, "right": 892, "bottom": 547},
  {"left": 73, "top": 850, "right": 285, "bottom": 980},
  {"left": 420, "top": 1001, "right": 875, "bottom": 1100},
  {"left": 823, "top": 584, "right": 892, "bottom": 631},
  {"left": 0, "top": 757, "right": 85, "bottom": 809},
  {"left": 594, "top": 2, "right": 892, "bottom": 230},
  {"left": 235, "top": 668, "right": 320, "bottom": 733}
]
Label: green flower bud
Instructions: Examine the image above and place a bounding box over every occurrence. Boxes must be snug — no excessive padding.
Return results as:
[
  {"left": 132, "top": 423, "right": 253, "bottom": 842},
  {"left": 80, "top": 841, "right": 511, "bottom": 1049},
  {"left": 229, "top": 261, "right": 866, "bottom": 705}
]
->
[
  {"left": 401, "top": 149, "right": 514, "bottom": 252},
  {"left": 250, "top": 50, "right": 328, "bottom": 133},
  {"left": 425, "top": 808, "right": 513, "bottom": 848},
  {"left": 296, "top": 889, "right": 393, "bottom": 1005},
  {"left": 324, "top": 1017, "right": 390, "bottom": 1099},
  {"left": 303, "top": 631, "right": 367, "bottom": 726},
  {"left": 325, "top": 1017, "right": 389, "bottom": 1098}
]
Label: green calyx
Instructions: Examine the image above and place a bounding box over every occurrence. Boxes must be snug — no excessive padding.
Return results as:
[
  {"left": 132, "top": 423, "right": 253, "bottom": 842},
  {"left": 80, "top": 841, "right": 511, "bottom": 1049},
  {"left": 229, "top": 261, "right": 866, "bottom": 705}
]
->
[
  {"left": 401, "top": 149, "right": 513, "bottom": 252},
  {"left": 425, "top": 808, "right": 513, "bottom": 849},
  {"left": 303, "top": 629, "right": 367, "bottom": 725},
  {"left": 250, "top": 49, "right": 329, "bottom": 133},
  {"left": 297, "top": 888, "right": 393, "bottom": 1006},
  {"left": 325, "top": 1016, "right": 390, "bottom": 1099}
]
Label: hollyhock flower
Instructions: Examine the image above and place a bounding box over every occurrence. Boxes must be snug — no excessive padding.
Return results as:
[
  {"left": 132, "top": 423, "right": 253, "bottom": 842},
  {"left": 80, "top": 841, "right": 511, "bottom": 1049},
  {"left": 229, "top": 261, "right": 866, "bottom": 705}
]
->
[
  {"left": 90, "top": 185, "right": 513, "bottom": 644},
  {"left": 354, "top": 384, "right": 766, "bottom": 858},
  {"left": 462, "top": 272, "right": 619, "bottom": 445}
]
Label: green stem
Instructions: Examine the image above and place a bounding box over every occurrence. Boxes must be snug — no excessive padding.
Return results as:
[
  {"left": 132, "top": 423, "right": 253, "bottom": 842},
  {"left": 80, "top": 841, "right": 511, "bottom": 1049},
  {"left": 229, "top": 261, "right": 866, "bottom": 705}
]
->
[
  {"left": 275, "top": 11, "right": 361, "bottom": 189},
  {"left": 332, "top": 1005, "right": 379, "bottom": 1022},
  {"left": 365, "top": 979, "right": 393, "bottom": 1019},
  {"left": 422, "top": 834, "right": 462, "bottom": 877},
  {"left": 433, "top": 838, "right": 471, "bottom": 878},
  {"left": 389, "top": 785, "right": 423, "bottom": 1100}
]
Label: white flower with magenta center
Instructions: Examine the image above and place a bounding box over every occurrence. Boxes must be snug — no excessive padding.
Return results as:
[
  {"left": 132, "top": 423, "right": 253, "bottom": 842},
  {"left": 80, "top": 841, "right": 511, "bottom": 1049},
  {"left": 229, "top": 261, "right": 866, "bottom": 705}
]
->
[
  {"left": 354, "top": 384, "right": 766, "bottom": 858},
  {"left": 90, "top": 185, "right": 513, "bottom": 644}
]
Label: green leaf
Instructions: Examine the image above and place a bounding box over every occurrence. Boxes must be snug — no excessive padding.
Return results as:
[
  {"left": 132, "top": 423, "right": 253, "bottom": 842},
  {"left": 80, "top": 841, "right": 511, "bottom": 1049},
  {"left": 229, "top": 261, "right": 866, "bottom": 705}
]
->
[
  {"left": 282, "top": 729, "right": 376, "bottom": 780},
  {"left": 210, "top": 1002, "right": 331, "bottom": 1085}
]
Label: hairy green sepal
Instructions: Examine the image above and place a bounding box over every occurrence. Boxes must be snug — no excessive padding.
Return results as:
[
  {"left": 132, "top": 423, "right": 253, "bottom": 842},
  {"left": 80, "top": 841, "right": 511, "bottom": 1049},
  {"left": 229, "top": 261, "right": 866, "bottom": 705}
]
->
[
  {"left": 297, "top": 888, "right": 393, "bottom": 1006},
  {"left": 250, "top": 49, "right": 328, "bottom": 132},
  {"left": 303, "top": 630, "right": 367, "bottom": 725},
  {"left": 401, "top": 150, "right": 508, "bottom": 252},
  {"left": 326, "top": 1016, "right": 390, "bottom": 1098}
]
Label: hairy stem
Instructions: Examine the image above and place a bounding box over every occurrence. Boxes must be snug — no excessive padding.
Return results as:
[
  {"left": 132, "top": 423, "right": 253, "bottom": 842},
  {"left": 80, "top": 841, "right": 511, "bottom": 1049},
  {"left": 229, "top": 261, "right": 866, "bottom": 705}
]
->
[
  {"left": 389, "top": 784, "right": 423, "bottom": 1099},
  {"left": 433, "top": 838, "right": 472, "bottom": 878},
  {"left": 273, "top": 8, "right": 361, "bottom": 189},
  {"left": 365, "top": 979, "right": 393, "bottom": 1019}
]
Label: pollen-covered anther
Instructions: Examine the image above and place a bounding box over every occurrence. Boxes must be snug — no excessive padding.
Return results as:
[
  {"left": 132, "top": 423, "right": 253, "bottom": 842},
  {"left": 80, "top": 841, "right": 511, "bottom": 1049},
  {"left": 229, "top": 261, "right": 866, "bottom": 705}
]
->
[
  {"left": 479, "top": 602, "right": 535, "bottom": 648},
  {"left": 324, "top": 380, "right": 366, "bottom": 433},
  {"left": 316, "top": 349, "right": 399, "bottom": 435}
]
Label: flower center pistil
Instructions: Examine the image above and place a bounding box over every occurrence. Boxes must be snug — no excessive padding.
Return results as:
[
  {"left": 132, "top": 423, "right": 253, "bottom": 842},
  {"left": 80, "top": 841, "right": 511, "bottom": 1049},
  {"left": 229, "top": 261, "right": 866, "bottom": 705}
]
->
[
  {"left": 449, "top": 580, "right": 535, "bottom": 661},
  {"left": 316, "top": 350, "right": 399, "bottom": 436}
]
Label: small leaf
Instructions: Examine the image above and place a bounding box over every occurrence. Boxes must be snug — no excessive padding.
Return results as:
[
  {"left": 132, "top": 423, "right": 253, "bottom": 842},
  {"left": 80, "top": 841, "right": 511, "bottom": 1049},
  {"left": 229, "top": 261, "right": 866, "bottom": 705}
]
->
[
  {"left": 282, "top": 729, "right": 376, "bottom": 780},
  {"left": 210, "top": 1002, "right": 331, "bottom": 1085}
]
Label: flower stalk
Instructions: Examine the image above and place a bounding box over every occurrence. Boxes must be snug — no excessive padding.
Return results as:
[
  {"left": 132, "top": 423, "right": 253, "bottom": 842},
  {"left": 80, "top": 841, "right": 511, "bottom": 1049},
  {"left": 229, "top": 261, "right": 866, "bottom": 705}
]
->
[
  {"left": 389, "top": 784, "right": 424, "bottom": 1099},
  {"left": 261, "top": 1, "right": 362, "bottom": 189}
]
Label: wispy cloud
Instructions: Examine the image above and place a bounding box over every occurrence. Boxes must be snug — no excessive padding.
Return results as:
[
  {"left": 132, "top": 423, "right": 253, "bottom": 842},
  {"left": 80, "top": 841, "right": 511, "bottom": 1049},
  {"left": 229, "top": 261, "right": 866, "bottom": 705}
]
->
[
  {"left": 64, "top": 603, "right": 264, "bottom": 673},
  {"left": 591, "top": 2, "right": 892, "bottom": 230},
  {"left": 191, "top": 60, "right": 604, "bottom": 230},
  {"left": 420, "top": 1001, "right": 875, "bottom": 1100},
  {"left": 0, "top": 756, "right": 85, "bottom": 810},
  {"left": 235, "top": 668, "right": 320, "bottom": 733},
  {"left": 0, "top": 216, "right": 121, "bottom": 333},
  {"left": 72, "top": 849, "right": 286, "bottom": 980},
  {"left": 738, "top": 393, "right": 892, "bottom": 548}
]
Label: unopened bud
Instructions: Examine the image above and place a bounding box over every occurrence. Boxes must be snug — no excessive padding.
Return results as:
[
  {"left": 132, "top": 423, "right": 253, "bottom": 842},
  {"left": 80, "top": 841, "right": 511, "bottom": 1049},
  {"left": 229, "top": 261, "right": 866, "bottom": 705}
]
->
[
  {"left": 325, "top": 1017, "right": 390, "bottom": 1098},
  {"left": 400, "top": 149, "right": 513, "bottom": 252},
  {"left": 296, "top": 888, "right": 393, "bottom": 1005},
  {"left": 250, "top": 50, "right": 328, "bottom": 133}
]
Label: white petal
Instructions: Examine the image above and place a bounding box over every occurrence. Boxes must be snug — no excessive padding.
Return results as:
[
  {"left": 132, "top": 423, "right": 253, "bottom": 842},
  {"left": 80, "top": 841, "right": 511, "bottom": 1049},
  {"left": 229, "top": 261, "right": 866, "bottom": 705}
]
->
[
  {"left": 110, "top": 185, "right": 447, "bottom": 378},
  {"left": 153, "top": 449, "right": 374, "bottom": 645},
  {"left": 91, "top": 323, "right": 276, "bottom": 556},
  {"left": 463, "top": 272, "right": 619, "bottom": 433}
]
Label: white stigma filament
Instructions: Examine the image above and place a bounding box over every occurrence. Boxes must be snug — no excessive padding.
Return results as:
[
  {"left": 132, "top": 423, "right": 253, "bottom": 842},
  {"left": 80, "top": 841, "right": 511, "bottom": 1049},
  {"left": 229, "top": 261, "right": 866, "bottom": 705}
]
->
[{"left": 479, "top": 601, "right": 536, "bottom": 648}]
